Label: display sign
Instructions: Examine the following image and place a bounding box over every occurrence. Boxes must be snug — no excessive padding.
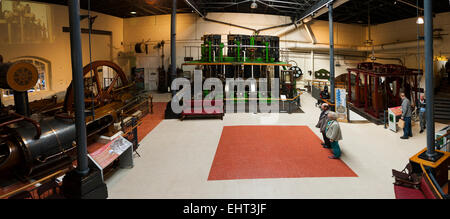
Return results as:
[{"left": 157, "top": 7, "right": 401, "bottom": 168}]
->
[
  {"left": 88, "top": 136, "right": 132, "bottom": 169},
  {"left": 388, "top": 106, "right": 403, "bottom": 132},
  {"left": 335, "top": 88, "right": 348, "bottom": 122}
]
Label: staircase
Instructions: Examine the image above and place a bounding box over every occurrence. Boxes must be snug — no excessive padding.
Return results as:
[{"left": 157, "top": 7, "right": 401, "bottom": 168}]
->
[{"left": 435, "top": 78, "right": 450, "bottom": 122}]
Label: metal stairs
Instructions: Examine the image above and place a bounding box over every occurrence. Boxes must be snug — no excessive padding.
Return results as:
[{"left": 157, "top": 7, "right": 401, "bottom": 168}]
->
[{"left": 435, "top": 78, "right": 450, "bottom": 122}]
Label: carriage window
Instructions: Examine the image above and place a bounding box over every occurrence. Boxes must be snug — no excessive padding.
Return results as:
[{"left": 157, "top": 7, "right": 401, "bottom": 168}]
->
[{"left": 2, "top": 57, "right": 50, "bottom": 97}]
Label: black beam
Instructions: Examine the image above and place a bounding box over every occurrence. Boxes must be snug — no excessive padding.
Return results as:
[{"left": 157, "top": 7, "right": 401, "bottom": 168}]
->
[
  {"left": 297, "top": 0, "right": 333, "bottom": 21},
  {"left": 62, "top": 27, "right": 113, "bottom": 36}
]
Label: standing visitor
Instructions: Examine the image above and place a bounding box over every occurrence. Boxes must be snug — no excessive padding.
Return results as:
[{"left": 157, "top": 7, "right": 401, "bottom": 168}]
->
[
  {"left": 400, "top": 93, "right": 413, "bottom": 139},
  {"left": 326, "top": 112, "right": 343, "bottom": 159},
  {"left": 316, "top": 103, "right": 331, "bottom": 148},
  {"left": 418, "top": 94, "right": 426, "bottom": 134}
]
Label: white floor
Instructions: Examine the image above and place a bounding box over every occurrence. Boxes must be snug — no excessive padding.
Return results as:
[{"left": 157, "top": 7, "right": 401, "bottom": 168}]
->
[{"left": 106, "top": 93, "right": 448, "bottom": 199}]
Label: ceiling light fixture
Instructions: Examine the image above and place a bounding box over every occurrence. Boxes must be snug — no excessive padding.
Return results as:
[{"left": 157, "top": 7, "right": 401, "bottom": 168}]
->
[
  {"left": 130, "top": 11, "right": 137, "bottom": 15},
  {"left": 251, "top": 0, "right": 258, "bottom": 9},
  {"left": 416, "top": 16, "right": 424, "bottom": 24}
]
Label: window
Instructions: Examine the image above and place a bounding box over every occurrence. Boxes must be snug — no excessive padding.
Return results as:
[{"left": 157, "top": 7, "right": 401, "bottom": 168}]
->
[{"left": 2, "top": 57, "right": 50, "bottom": 97}]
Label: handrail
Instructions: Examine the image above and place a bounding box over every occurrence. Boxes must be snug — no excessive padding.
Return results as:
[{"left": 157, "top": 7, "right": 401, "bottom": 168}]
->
[
  {"left": 435, "top": 130, "right": 450, "bottom": 149},
  {"left": 224, "top": 90, "right": 304, "bottom": 102},
  {"left": 427, "top": 170, "right": 447, "bottom": 199},
  {"left": 0, "top": 169, "right": 68, "bottom": 199},
  {"left": 321, "top": 99, "right": 335, "bottom": 106},
  {"left": 0, "top": 112, "right": 42, "bottom": 139},
  {"left": 420, "top": 164, "right": 444, "bottom": 199}
]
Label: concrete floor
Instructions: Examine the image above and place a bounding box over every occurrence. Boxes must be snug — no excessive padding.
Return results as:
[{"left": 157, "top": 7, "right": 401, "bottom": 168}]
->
[{"left": 106, "top": 92, "right": 448, "bottom": 199}]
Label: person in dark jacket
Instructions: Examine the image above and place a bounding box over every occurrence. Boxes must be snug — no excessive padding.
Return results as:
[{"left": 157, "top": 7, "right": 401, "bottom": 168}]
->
[
  {"left": 400, "top": 93, "right": 413, "bottom": 139},
  {"left": 317, "top": 86, "right": 330, "bottom": 106},
  {"left": 316, "top": 103, "right": 331, "bottom": 148},
  {"left": 418, "top": 94, "right": 426, "bottom": 133}
]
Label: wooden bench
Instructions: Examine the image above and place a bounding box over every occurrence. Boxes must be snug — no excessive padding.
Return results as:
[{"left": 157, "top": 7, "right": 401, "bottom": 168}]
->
[
  {"left": 181, "top": 100, "right": 224, "bottom": 120},
  {"left": 394, "top": 164, "right": 444, "bottom": 199}
]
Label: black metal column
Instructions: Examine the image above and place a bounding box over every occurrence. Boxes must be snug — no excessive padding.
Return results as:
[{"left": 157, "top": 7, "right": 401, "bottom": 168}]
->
[
  {"left": 424, "top": 0, "right": 438, "bottom": 160},
  {"left": 328, "top": 2, "right": 335, "bottom": 104},
  {"left": 68, "top": 0, "right": 89, "bottom": 176},
  {"left": 62, "top": 0, "right": 108, "bottom": 199},
  {"left": 13, "top": 91, "right": 30, "bottom": 117},
  {"left": 171, "top": 0, "right": 177, "bottom": 97}
]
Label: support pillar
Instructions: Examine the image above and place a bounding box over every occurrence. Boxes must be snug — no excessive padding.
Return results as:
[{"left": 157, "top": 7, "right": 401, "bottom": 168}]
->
[
  {"left": 67, "top": 0, "right": 88, "bottom": 177},
  {"left": 62, "top": 0, "right": 107, "bottom": 199},
  {"left": 356, "top": 73, "right": 360, "bottom": 107},
  {"left": 328, "top": 2, "right": 335, "bottom": 105},
  {"left": 171, "top": 0, "right": 177, "bottom": 97},
  {"left": 422, "top": 0, "right": 440, "bottom": 161},
  {"left": 347, "top": 70, "right": 352, "bottom": 104},
  {"left": 364, "top": 74, "right": 368, "bottom": 111},
  {"left": 374, "top": 76, "right": 379, "bottom": 117}
]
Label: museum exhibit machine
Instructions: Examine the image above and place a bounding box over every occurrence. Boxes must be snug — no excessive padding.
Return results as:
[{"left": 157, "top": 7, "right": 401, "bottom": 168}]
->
[
  {"left": 0, "top": 60, "right": 152, "bottom": 199},
  {"left": 347, "top": 62, "right": 422, "bottom": 124},
  {"left": 179, "top": 33, "right": 304, "bottom": 116}
]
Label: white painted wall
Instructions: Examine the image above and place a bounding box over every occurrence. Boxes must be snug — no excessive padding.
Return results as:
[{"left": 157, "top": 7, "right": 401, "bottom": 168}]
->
[{"left": 368, "top": 12, "right": 450, "bottom": 89}]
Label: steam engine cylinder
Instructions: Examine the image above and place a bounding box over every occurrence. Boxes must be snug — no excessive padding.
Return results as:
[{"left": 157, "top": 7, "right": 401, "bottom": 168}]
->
[{"left": 0, "top": 117, "right": 76, "bottom": 176}]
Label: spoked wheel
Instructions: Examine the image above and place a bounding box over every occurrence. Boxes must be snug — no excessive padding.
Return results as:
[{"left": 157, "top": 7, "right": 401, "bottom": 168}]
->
[
  {"left": 289, "top": 66, "right": 303, "bottom": 79},
  {"left": 63, "top": 61, "right": 129, "bottom": 114}
]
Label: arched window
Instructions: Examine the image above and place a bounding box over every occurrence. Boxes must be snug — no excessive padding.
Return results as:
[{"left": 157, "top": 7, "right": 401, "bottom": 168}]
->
[{"left": 2, "top": 56, "right": 51, "bottom": 97}]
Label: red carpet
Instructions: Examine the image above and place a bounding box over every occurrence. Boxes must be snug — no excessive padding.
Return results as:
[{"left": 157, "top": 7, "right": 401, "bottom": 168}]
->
[
  {"left": 87, "top": 102, "right": 167, "bottom": 153},
  {"left": 208, "top": 126, "right": 358, "bottom": 181},
  {"left": 137, "top": 102, "right": 167, "bottom": 142}
]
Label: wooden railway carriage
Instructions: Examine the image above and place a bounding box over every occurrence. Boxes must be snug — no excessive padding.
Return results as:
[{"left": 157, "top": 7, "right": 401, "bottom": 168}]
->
[{"left": 347, "top": 63, "right": 422, "bottom": 119}]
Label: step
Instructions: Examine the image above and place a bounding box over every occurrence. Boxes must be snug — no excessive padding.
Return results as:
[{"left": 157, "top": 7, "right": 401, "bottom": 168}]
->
[
  {"left": 435, "top": 107, "right": 450, "bottom": 111},
  {"left": 435, "top": 108, "right": 450, "bottom": 112},
  {"left": 435, "top": 104, "right": 450, "bottom": 109},
  {"left": 435, "top": 105, "right": 450, "bottom": 109},
  {"left": 435, "top": 102, "right": 450, "bottom": 106},
  {"left": 435, "top": 112, "right": 450, "bottom": 116},
  {"left": 435, "top": 116, "right": 450, "bottom": 120},
  {"left": 435, "top": 119, "right": 450, "bottom": 123},
  {"left": 434, "top": 113, "right": 450, "bottom": 117},
  {"left": 435, "top": 99, "right": 450, "bottom": 104}
]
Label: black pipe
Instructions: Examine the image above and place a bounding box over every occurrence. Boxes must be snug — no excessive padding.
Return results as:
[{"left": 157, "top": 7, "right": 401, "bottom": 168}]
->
[
  {"left": 68, "top": 0, "right": 89, "bottom": 176},
  {"left": 424, "top": 0, "right": 438, "bottom": 160},
  {"left": 171, "top": 0, "right": 177, "bottom": 97},
  {"left": 13, "top": 91, "right": 30, "bottom": 117},
  {"left": 203, "top": 18, "right": 257, "bottom": 32},
  {"left": 184, "top": 0, "right": 291, "bottom": 34},
  {"left": 329, "top": 2, "right": 335, "bottom": 104},
  {"left": 256, "top": 22, "right": 294, "bottom": 33}
]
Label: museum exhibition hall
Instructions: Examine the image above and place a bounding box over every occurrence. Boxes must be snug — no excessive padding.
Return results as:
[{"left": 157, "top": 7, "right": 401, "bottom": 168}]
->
[{"left": 0, "top": 0, "right": 449, "bottom": 201}]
